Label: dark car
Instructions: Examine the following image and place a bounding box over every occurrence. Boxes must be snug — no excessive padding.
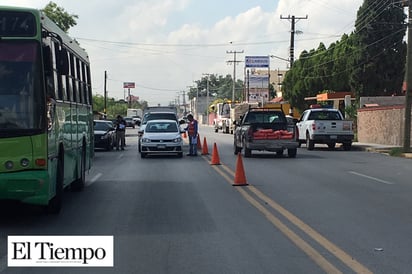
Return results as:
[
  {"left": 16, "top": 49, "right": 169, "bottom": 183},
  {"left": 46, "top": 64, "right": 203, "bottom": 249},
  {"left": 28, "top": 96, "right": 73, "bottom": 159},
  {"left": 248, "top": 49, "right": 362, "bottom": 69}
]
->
[{"left": 94, "top": 120, "right": 116, "bottom": 151}]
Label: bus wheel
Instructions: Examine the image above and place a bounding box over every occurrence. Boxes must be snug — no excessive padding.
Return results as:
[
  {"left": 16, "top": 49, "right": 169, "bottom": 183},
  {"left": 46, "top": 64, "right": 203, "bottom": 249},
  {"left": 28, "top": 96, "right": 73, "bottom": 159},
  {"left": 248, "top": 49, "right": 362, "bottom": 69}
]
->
[
  {"left": 72, "top": 147, "right": 86, "bottom": 191},
  {"left": 46, "top": 157, "right": 63, "bottom": 214}
]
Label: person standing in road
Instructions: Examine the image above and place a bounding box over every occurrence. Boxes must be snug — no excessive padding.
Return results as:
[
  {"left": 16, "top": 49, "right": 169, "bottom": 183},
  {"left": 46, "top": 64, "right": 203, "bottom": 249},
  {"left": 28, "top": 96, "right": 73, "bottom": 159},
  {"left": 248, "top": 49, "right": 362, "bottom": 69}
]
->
[
  {"left": 185, "top": 114, "right": 198, "bottom": 156},
  {"left": 115, "top": 115, "right": 126, "bottom": 150}
]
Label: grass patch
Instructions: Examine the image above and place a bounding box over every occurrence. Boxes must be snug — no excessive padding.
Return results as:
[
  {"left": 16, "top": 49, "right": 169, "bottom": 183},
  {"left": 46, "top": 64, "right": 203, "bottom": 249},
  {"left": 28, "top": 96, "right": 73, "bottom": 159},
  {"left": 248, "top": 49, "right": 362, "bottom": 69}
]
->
[{"left": 389, "top": 147, "right": 404, "bottom": 157}]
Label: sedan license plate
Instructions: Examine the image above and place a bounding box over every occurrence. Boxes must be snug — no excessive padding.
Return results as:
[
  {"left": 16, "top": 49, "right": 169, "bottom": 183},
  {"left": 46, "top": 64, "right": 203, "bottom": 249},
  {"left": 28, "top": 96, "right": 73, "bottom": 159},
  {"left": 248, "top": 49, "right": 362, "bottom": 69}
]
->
[
  {"left": 330, "top": 135, "right": 337, "bottom": 139},
  {"left": 157, "top": 144, "right": 166, "bottom": 149}
]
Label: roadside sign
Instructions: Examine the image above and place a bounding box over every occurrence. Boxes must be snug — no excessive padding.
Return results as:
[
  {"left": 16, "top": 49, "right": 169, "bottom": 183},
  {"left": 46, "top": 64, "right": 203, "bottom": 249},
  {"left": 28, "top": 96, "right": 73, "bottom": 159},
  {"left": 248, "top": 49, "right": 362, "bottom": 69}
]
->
[
  {"left": 245, "top": 56, "right": 270, "bottom": 68},
  {"left": 123, "top": 82, "right": 135, "bottom": 89}
]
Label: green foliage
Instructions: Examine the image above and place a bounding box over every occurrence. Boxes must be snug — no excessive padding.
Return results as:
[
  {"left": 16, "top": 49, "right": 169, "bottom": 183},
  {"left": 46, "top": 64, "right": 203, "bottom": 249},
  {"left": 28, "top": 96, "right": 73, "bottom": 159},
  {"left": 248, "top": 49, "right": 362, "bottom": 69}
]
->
[
  {"left": 350, "top": 0, "right": 406, "bottom": 99},
  {"left": 41, "top": 1, "right": 78, "bottom": 32},
  {"left": 389, "top": 147, "right": 404, "bottom": 157},
  {"left": 344, "top": 103, "right": 358, "bottom": 121},
  {"left": 92, "top": 95, "right": 147, "bottom": 120},
  {"left": 189, "top": 74, "right": 244, "bottom": 104},
  {"left": 282, "top": 0, "right": 406, "bottom": 110}
]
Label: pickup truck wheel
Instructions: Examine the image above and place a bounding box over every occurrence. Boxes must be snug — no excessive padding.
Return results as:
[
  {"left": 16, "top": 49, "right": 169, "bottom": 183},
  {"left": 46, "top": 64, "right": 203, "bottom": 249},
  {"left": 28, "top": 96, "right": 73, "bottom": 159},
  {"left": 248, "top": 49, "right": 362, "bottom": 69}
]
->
[
  {"left": 243, "top": 141, "right": 251, "bottom": 157},
  {"left": 306, "top": 134, "right": 315, "bottom": 150},
  {"left": 288, "top": 148, "right": 297, "bottom": 158},
  {"left": 343, "top": 142, "right": 352, "bottom": 151}
]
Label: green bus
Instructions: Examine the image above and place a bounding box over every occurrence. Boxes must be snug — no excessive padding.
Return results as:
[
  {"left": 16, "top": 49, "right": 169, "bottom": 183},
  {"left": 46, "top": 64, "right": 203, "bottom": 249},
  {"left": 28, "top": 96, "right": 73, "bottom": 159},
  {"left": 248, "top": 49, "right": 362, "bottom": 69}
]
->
[{"left": 0, "top": 6, "right": 94, "bottom": 213}]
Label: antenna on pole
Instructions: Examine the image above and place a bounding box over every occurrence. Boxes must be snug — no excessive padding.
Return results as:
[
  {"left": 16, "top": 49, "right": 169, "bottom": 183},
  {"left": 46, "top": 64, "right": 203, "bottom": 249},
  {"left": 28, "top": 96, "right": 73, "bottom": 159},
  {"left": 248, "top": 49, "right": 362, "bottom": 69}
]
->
[{"left": 280, "top": 15, "right": 308, "bottom": 68}]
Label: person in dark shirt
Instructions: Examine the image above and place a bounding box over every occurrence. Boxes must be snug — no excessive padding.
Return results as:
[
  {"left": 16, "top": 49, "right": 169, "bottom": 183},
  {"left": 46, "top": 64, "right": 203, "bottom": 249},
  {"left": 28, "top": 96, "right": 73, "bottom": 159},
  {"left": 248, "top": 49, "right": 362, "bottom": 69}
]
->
[
  {"left": 115, "top": 115, "right": 127, "bottom": 150},
  {"left": 185, "top": 114, "right": 198, "bottom": 156}
]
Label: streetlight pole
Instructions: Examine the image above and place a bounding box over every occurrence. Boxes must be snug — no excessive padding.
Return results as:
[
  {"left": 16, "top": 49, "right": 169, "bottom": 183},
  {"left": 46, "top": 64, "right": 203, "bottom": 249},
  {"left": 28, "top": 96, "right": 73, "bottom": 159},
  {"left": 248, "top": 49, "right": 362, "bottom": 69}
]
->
[{"left": 195, "top": 83, "right": 199, "bottom": 119}]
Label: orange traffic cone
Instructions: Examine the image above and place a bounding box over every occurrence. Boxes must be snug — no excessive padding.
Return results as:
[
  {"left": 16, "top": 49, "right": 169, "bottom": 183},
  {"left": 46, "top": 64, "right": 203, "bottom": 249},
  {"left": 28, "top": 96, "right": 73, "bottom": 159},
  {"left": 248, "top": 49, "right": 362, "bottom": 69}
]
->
[
  {"left": 233, "top": 153, "right": 248, "bottom": 186},
  {"left": 201, "top": 137, "right": 209, "bottom": 155},
  {"left": 182, "top": 131, "right": 187, "bottom": 138},
  {"left": 210, "top": 143, "right": 221, "bottom": 165},
  {"left": 197, "top": 134, "right": 202, "bottom": 150}
]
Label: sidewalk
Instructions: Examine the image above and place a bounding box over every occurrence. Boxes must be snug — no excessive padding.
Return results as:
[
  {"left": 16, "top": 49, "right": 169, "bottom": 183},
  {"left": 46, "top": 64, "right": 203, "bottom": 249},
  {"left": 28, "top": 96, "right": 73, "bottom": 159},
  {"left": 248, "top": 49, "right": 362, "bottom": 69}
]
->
[{"left": 352, "top": 142, "right": 412, "bottom": 158}]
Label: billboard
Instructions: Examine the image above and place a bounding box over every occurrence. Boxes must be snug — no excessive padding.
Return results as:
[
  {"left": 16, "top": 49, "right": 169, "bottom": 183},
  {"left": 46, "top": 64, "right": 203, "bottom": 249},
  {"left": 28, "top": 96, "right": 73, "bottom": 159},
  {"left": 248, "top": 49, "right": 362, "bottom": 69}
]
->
[
  {"left": 123, "top": 82, "right": 135, "bottom": 89},
  {"left": 248, "top": 75, "right": 269, "bottom": 88},
  {"left": 245, "top": 56, "right": 270, "bottom": 68}
]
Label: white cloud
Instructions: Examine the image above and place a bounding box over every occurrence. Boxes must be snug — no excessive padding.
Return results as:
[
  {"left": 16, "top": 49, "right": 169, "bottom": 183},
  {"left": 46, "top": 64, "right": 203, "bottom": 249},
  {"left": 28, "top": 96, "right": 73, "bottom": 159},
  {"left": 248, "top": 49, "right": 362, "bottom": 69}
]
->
[{"left": 1, "top": 0, "right": 365, "bottom": 105}]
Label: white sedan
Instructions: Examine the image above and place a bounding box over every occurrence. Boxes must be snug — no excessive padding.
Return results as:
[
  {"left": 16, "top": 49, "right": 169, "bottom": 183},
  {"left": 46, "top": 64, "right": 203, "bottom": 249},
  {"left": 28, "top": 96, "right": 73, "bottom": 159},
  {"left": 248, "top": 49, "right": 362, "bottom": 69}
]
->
[{"left": 139, "top": 119, "right": 184, "bottom": 158}]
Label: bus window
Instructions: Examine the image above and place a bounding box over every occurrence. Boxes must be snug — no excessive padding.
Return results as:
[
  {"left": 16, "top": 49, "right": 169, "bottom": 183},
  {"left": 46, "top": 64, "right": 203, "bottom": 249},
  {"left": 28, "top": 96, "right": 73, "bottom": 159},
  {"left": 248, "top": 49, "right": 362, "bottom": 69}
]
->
[{"left": 69, "top": 53, "right": 77, "bottom": 102}]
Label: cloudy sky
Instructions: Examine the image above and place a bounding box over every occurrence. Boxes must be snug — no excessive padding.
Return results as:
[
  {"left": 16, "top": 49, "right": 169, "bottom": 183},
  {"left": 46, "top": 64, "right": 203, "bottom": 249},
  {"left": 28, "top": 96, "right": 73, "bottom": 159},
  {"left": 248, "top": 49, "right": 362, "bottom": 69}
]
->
[{"left": 3, "top": 0, "right": 364, "bottom": 105}]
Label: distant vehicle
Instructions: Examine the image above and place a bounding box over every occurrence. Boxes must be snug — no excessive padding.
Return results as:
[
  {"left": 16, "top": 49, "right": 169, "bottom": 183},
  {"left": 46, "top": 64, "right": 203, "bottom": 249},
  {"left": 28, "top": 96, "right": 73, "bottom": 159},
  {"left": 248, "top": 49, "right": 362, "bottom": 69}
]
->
[
  {"left": 213, "top": 102, "right": 260, "bottom": 134},
  {"left": 127, "top": 108, "right": 143, "bottom": 118},
  {"left": 124, "top": 117, "right": 135, "bottom": 128},
  {"left": 132, "top": 116, "right": 141, "bottom": 126},
  {"left": 143, "top": 106, "right": 177, "bottom": 115},
  {"left": 94, "top": 120, "right": 116, "bottom": 151},
  {"left": 139, "top": 119, "right": 184, "bottom": 158},
  {"left": 296, "top": 108, "right": 354, "bottom": 150},
  {"left": 213, "top": 102, "right": 232, "bottom": 134}
]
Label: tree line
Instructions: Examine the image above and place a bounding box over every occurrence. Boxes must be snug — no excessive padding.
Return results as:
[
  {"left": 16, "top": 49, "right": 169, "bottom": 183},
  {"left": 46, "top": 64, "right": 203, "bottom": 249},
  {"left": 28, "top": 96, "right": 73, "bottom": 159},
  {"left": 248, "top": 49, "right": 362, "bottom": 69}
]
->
[{"left": 282, "top": 0, "right": 407, "bottom": 112}]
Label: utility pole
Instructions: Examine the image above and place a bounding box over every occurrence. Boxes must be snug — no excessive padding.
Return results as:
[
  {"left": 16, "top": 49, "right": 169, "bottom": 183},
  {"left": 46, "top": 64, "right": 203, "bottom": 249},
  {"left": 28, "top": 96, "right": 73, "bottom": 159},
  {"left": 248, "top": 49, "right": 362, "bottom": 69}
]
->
[
  {"left": 202, "top": 73, "right": 211, "bottom": 125},
  {"left": 103, "top": 70, "right": 107, "bottom": 118},
  {"left": 280, "top": 15, "right": 308, "bottom": 68},
  {"left": 404, "top": 0, "right": 412, "bottom": 152},
  {"left": 227, "top": 50, "right": 244, "bottom": 104},
  {"left": 182, "top": 90, "right": 187, "bottom": 115}
]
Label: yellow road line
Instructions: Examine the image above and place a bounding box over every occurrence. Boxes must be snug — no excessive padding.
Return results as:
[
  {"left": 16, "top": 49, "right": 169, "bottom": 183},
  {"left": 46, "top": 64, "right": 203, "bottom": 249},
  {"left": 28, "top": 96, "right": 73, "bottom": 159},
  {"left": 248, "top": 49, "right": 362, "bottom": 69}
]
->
[
  {"left": 210, "top": 160, "right": 372, "bottom": 274},
  {"left": 248, "top": 186, "right": 372, "bottom": 274}
]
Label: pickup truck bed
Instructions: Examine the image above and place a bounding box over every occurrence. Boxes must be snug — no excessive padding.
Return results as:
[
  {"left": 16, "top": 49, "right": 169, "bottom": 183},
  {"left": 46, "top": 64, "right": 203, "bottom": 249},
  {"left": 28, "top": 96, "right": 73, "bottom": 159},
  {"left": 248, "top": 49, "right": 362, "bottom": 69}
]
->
[{"left": 233, "top": 109, "right": 298, "bottom": 158}]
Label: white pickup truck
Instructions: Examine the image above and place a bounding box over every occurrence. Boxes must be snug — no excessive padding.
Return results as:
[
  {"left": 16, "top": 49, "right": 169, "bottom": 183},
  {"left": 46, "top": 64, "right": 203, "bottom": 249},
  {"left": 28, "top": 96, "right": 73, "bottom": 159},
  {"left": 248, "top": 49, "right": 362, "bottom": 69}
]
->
[{"left": 296, "top": 108, "right": 354, "bottom": 150}]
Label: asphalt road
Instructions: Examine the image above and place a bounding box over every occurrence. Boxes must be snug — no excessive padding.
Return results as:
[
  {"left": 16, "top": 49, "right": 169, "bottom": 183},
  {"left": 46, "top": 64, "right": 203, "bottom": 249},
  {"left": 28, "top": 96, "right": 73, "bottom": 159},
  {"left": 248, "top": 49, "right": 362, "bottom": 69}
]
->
[{"left": 1, "top": 125, "right": 411, "bottom": 273}]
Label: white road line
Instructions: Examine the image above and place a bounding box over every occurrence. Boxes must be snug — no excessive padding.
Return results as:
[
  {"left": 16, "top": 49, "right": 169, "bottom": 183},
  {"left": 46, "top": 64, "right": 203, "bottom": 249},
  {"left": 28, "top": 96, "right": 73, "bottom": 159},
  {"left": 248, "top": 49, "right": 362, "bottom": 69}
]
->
[
  {"left": 349, "top": 171, "right": 394, "bottom": 185},
  {"left": 86, "top": 173, "right": 102, "bottom": 187}
]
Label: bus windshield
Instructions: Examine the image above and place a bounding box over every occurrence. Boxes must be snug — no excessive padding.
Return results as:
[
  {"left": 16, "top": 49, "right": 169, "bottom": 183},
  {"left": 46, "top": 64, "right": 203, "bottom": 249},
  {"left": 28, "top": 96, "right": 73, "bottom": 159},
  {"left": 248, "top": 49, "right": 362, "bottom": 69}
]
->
[{"left": 0, "top": 41, "right": 44, "bottom": 132}]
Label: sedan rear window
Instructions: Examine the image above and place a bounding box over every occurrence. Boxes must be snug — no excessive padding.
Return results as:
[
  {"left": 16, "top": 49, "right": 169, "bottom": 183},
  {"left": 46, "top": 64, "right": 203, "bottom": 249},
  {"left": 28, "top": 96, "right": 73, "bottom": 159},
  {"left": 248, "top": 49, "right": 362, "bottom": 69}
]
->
[{"left": 146, "top": 122, "right": 178, "bottom": 132}]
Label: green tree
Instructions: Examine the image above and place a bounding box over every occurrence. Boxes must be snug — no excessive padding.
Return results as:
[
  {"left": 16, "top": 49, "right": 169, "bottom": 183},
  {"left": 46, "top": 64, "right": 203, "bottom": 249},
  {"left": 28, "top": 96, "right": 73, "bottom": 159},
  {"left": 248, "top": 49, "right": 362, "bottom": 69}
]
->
[
  {"left": 42, "top": 1, "right": 78, "bottom": 32},
  {"left": 282, "top": 0, "right": 407, "bottom": 110},
  {"left": 93, "top": 95, "right": 147, "bottom": 120},
  {"left": 350, "top": 0, "right": 407, "bottom": 99},
  {"left": 189, "top": 74, "right": 244, "bottom": 104}
]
